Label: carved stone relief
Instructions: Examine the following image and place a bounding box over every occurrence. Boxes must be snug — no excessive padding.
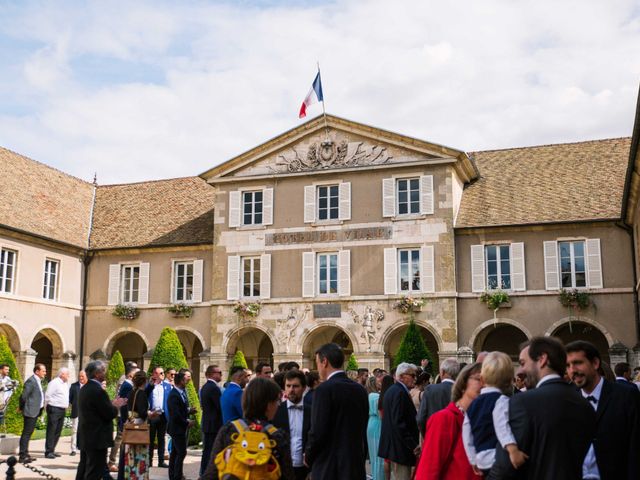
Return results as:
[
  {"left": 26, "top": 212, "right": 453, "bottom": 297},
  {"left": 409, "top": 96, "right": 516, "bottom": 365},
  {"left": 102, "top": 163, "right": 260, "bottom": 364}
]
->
[
  {"left": 349, "top": 306, "right": 385, "bottom": 352},
  {"left": 275, "top": 305, "right": 311, "bottom": 353}
]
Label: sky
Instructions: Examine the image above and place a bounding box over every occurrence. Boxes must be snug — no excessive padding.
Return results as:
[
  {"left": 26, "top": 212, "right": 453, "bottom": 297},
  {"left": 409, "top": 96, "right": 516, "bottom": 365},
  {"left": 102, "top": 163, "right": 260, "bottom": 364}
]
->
[{"left": 1, "top": 0, "right": 639, "bottom": 184}]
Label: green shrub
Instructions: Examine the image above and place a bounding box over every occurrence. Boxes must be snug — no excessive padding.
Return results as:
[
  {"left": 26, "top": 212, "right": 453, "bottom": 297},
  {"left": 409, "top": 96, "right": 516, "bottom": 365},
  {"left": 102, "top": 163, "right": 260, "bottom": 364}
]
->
[
  {"left": 106, "top": 350, "right": 125, "bottom": 386},
  {"left": 0, "top": 334, "right": 23, "bottom": 434},
  {"left": 346, "top": 353, "right": 359, "bottom": 371},
  {"left": 231, "top": 351, "right": 248, "bottom": 370},
  {"left": 392, "top": 319, "right": 436, "bottom": 375},
  {"left": 148, "top": 327, "right": 202, "bottom": 445}
]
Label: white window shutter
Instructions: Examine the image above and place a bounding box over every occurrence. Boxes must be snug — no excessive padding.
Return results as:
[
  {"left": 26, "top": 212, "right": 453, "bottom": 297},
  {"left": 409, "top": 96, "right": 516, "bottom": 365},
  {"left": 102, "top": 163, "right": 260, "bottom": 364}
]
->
[
  {"left": 260, "top": 254, "right": 271, "bottom": 299},
  {"left": 420, "top": 175, "right": 434, "bottom": 215},
  {"left": 192, "top": 259, "right": 204, "bottom": 303},
  {"left": 420, "top": 245, "right": 435, "bottom": 293},
  {"left": 302, "top": 252, "right": 315, "bottom": 297},
  {"left": 382, "top": 178, "right": 395, "bottom": 217},
  {"left": 262, "top": 188, "right": 274, "bottom": 225},
  {"left": 338, "top": 250, "right": 351, "bottom": 296},
  {"left": 227, "top": 256, "right": 240, "bottom": 300},
  {"left": 471, "top": 245, "right": 485, "bottom": 293},
  {"left": 304, "top": 186, "right": 315, "bottom": 223},
  {"left": 510, "top": 243, "right": 526, "bottom": 291},
  {"left": 339, "top": 182, "right": 351, "bottom": 221},
  {"left": 138, "top": 262, "right": 150, "bottom": 304},
  {"left": 228, "top": 191, "right": 241, "bottom": 228},
  {"left": 108, "top": 264, "right": 120, "bottom": 306},
  {"left": 384, "top": 248, "right": 398, "bottom": 294},
  {"left": 543, "top": 241, "right": 560, "bottom": 290},
  {"left": 586, "top": 238, "right": 603, "bottom": 289}
]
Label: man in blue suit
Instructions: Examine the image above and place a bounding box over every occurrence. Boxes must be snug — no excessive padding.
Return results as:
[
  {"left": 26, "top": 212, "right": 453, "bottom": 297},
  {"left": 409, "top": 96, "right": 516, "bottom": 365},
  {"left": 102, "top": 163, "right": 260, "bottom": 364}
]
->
[
  {"left": 221, "top": 366, "right": 248, "bottom": 424},
  {"left": 145, "top": 365, "right": 173, "bottom": 468}
]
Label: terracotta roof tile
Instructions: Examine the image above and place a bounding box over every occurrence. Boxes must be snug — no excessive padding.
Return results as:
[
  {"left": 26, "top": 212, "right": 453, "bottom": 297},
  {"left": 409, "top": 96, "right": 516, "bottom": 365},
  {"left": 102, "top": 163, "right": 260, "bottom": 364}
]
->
[{"left": 456, "top": 138, "right": 631, "bottom": 228}]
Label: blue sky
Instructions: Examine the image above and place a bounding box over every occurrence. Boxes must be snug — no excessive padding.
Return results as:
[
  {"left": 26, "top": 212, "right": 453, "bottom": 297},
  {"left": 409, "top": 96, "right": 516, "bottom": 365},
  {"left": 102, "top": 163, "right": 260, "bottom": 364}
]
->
[{"left": 1, "top": 0, "right": 639, "bottom": 183}]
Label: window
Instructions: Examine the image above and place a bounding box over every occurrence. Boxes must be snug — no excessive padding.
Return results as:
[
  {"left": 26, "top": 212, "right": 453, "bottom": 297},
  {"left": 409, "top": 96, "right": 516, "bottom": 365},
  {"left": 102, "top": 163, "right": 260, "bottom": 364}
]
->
[
  {"left": 559, "top": 241, "right": 586, "bottom": 288},
  {"left": 121, "top": 265, "right": 140, "bottom": 303},
  {"left": 486, "top": 245, "right": 511, "bottom": 290},
  {"left": 317, "top": 253, "right": 338, "bottom": 295},
  {"left": 43, "top": 259, "right": 59, "bottom": 300},
  {"left": 174, "top": 262, "right": 194, "bottom": 302},
  {"left": 398, "top": 249, "right": 420, "bottom": 292},
  {"left": 243, "top": 191, "right": 263, "bottom": 225},
  {"left": 397, "top": 178, "right": 420, "bottom": 215},
  {"left": 317, "top": 185, "right": 339, "bottom": 220},
  {"left": 242, "top": 257, "right": 261, "bottom": 297},
  {"left": 0, "top": 248, "right": 16, "bottom": 294}
]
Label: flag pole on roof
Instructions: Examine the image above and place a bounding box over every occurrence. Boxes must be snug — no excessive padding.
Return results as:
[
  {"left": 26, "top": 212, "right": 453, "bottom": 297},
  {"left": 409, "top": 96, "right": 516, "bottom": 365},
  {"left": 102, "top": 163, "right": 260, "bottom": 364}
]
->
[{"left": 299, "top": 63, "right": 329, "bottom": 141}]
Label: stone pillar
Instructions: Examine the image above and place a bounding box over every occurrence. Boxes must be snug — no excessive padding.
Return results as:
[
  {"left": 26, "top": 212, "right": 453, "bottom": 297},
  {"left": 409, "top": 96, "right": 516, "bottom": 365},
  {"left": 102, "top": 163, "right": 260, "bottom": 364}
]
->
[
  {"left": 272, "top": 353, "right": 305, "bottom": 370},
  {"left": 608, "top": 342, "right": 629, "bottom": 370},
  {"left": 355, "top": 352, "right": 385, "bottom": 372},
  {"left": 16, "top": 348, "right": 37, "bottom": 381},
  {"left": 61, "top": 351, "right": 78, "bottom": 383},
  {"left": 456, "top": 346, "right": 475, "bottom": 366},
  {"left": 200, "top": 352, "right": 231, "bottom": 380},
  {"left": 630, "top": 344, "right": 640, "bottom": 368},
  {"left": 142, "top": 349, "right": 155, "bottom": 372}
]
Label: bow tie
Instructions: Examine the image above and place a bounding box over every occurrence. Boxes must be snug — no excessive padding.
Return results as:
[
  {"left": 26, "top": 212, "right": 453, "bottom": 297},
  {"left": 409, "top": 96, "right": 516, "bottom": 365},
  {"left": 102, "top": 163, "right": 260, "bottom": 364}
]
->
[
  {"left": 288, "top": 404, "right": 303, "bottom": 410},
  {"left": 585, "top": 395, "right": 597, "bottom": 404}
]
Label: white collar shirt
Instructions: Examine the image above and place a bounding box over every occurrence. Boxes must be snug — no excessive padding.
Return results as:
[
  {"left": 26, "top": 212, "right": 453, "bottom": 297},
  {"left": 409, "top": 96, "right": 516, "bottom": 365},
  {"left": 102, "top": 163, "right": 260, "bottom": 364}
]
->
[
  {"left": 153, "top": 381, "right": 165, "bottom": 411},
  {"left": 536, "top": 374, "right": 561, "bottom": 388},
  {"left": 45, "top": 377, "right": 69, "bottom": 409},
  {"left": 581, "top": 377, "right": 603, "bottom": 480},
  {"left": 33, "top": 375, "right": 45, "bottom": 408},
  {"left": 326, "top": 370, "right": 344, "bottom": 380},
  {"left": 286, "top": 399, "right": 304, "bottom": 467},
  {"left": 441, "top": 378, "right": 455, "bottom": 384}
]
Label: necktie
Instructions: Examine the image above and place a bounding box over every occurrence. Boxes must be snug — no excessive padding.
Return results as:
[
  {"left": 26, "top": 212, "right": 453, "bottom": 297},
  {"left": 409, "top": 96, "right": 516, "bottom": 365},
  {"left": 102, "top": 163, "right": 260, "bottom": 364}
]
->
[
  {"left": 182, "top": 391, "right": 188, "bottom": 405},
  {"left": 585, "top": 395, "right": 597, "bottom": 404},
  {"left": 289, "top": 404, "right": 303, "bottom": 411}
]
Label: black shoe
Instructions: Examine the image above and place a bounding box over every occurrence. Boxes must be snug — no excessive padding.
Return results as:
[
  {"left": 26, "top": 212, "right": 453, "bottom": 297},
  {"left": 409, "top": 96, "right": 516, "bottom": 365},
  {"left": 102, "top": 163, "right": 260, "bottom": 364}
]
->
[
  {"left": 45, "top": 453, "right": 56, "bottom": 459},
  {"left": 158, "top": 463, "right": 168, "bottom": 468},
  {"left": 19, "top": 456, "right": 32, "bottom": 463},
  {"left": 70, "top": 451, "right": 76, "bottom": 456},
  {"left": 53, "top": 453, "right": 61, "bottom": 457}
]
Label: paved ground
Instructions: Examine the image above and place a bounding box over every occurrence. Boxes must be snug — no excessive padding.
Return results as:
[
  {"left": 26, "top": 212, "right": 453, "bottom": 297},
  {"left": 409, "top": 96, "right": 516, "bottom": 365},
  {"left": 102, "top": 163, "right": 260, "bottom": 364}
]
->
[{"left": 0, "top": 436, "right": 203, "bottom": 480}]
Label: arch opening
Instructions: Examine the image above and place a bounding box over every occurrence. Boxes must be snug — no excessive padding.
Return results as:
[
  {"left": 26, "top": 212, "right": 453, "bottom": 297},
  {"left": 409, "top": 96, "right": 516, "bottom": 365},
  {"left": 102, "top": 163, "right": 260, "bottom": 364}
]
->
[
  {"left": 226, "top": 327, "right": 274, "bottom": 371},
  {"left": 384, "top": 324, "right": 439, "bottom": 372},
  {"left": 177, "top": 330, "right": 204, "bottom": 389},
  {"left": 109, "top": 332, "right": 148, "bottom": 368},
  {"left": 473, "top": 324, "right": 529, "bottom": 362},
  {"left": 0, "top": 324, "right": 21, "bottom": 353},
  {"left": 551, "top": 321, "right": 610, "bottom": 364},
  {"left": 302, "top": 325, "right": 354, "bottom": 369}
]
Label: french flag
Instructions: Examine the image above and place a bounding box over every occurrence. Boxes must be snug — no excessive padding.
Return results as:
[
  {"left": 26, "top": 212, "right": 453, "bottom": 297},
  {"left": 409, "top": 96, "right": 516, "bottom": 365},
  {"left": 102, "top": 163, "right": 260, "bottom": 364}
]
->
[{"left": 299, "top": 71, "right": 324, "bottom": 118}]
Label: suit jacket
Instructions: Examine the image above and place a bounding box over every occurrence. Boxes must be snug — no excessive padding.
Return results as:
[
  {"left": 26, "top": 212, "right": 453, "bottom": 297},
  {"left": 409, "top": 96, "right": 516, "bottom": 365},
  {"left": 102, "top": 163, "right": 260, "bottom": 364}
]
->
[
  {"left": 69, "top": 381, "right": 80, "bottom": 419},
  {"left": 304, "top": 372, "right": 368, "bottom": 480},
  {"left": 77, "top": 379, "right": 118, "bottom": 450},
  {"left": 221, "top": 383, "right": 243, "bottom": 424},
  {"left": 615, "top": 378, "right": 639, "bottom": 391},
  {"left": 416, "top": 380, "right": 453, "bottom": 436},
  {"left": 378, "top": 382, "right": 419, "bottom": 466},
  {"left": 271, "top": 401, "right": 311, "bottom": 453},
  {"left": 167, "top": 387, "right": 190, "bottom": 437},
  {"left": 592, "top": 379, "right": 640, "bottom": 480},
  {"left": 19, "top": 375, "right": 43, "bottom": 418},
  {"left": 489, "top": 377, "right": 596, "bottom": 480},
  {"left": 145, "top": 380, "right": 172, "bottom": 420},
  {"left": 199, "top": 379, "right": 222, "bottom": 435}
]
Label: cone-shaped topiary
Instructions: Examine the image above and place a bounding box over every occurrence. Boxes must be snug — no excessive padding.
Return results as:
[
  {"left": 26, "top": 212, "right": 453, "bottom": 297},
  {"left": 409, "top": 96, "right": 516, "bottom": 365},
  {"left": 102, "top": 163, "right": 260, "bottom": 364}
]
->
[
  {"left": 346, "top": 353, "right": 359, "bottom": 371},
  {"left": 392, "top": 319, "right": 436, "bottom": 375},
  {"left": 0, "top": 334, "right": 23, "bottom": 434},
  {"left": 231, "top": 350, "right": 248, "bottom": 369},
  {"left": 106, "top": 350, "right": 125, "bottom": 386},
  {"left": 148, "top": 327, "right": 202, "bottom": 445}
]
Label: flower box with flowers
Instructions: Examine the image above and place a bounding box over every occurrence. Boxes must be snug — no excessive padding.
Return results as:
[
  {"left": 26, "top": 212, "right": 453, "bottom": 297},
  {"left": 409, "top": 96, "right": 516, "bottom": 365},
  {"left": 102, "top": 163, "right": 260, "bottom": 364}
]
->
[
  {"left": 233, "top": 301, "right": 261, "bottom": 318},
  {"left": 166, "top": 303, "right": 193, "bottom": 318},
  {"left": 112, "top": 304, "right": 139, "bottom": 320},
  {"left": 393, "top": 296, "right": 426, "bottom": 314}
]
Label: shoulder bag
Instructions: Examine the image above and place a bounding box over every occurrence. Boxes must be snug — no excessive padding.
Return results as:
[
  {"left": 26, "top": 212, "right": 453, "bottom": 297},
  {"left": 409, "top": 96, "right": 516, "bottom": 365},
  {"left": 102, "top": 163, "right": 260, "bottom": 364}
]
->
[{"left": 121, "top": 389, "right": 150, "bottom": 446}]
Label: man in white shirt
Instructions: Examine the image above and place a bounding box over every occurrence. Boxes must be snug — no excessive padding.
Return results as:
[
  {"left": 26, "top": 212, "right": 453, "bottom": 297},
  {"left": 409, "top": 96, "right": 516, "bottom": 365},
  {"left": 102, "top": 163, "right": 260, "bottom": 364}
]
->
[{"left": 44, "top": 367, "right": 70, "bottom": 458}]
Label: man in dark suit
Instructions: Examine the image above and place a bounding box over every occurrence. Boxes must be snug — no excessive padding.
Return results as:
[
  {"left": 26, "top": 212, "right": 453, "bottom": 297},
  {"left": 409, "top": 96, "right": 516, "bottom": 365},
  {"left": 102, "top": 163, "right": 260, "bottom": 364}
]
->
[
  {"left": 167, "top": 369, "right": 195, "bottom": 480},
  {"left": 613, "top": 361, "right": 638, "bottom": 391},
  {"left": 145, "top": 365, "right": 172, "bottom": 468},
  {"left": 304, "top": 343, "right": 368, "bottom": 480},
  {"left": 566, "top": 341, "right": 640, "bottom": 480},
  {"left": 199, "top": 364, "right": 223, "bottom": 476},
  {"left": 379, "top": 363, "right": 420, "bottom": 480},
  {"left": 416, "top": 357, "right": 459, "bottom": 436},
  {"left": 489, "top": 337, "right": 596, "bottom": 480},
  {"left": 76, "top": 360, "right": 127, "bottom": 480},
  {"left": 68, "top": 369, "right": 87, "bottom": 456},
  {"left": 272, "top": 369, "right": 311, "bottom": 480},
  {"left": 18, "top": 363, "right": 46, "bottom": 463}
]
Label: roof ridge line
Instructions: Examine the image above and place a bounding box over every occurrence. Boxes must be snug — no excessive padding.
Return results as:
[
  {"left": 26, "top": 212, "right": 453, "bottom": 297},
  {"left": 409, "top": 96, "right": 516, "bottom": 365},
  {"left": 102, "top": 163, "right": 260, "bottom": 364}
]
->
[
  {"left": 0, "top": 146, "right": 93, "bottom": 185},
  {"left": 470, "top": 136, "right": 631, "bottom": 155}
]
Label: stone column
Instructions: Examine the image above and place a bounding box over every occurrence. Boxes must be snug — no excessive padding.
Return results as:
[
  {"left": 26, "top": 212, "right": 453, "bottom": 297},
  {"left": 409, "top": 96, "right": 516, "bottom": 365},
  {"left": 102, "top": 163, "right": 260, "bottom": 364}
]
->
[
  {"left": 142, "top": 349, "right": 155, "bottom": 372},
  {"left": 354, "top": 352, "right": 385, "bottom": 372},
  {"left": 16, "top": 348, "right": 37, "bottom": 381},
  {"left": 200, "top": 352, "right": 231, "bottom": 379},
  {"left": 61, "top": 351, "right": 78, "bottom": 383},
  {"left": 456, "top": 346, "right": 475, "bottom": 365},
  {"left": 608, "top": 342, "right": 629, "bottom": 370},
  {"left": 272, "top": 353, "right": 306, "bottom": 370},
  {"left": 630, "top": 344, "right": 640, "bottom": 368}
]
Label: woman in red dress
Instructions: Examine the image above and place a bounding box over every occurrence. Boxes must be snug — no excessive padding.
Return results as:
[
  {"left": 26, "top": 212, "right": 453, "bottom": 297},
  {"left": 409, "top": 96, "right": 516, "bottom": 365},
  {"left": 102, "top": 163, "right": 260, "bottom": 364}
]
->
[{"left": 415, "top": 363, "right": 483, "bottom": 480}]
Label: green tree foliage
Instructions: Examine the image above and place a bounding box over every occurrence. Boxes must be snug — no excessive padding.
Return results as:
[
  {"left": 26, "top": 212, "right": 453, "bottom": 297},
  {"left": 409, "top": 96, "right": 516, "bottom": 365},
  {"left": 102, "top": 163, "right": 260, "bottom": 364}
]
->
[
  {"left": 346, "top": 353, "right": 359, "bottom": 371},
  {"left": 231, "top": 350, "right": 248, "bottom": 369},
  {"left": 106, "top": 350, "right": 125, "bottom": 386},
  {"left": 148, "top": 327, "right": 202, "bottom": 445},
  {"left": 0, "top": 334, "right": 23, "bottom": 434},
  {"left": 392, "top": 319, "right": 436, "bottom": 375}
]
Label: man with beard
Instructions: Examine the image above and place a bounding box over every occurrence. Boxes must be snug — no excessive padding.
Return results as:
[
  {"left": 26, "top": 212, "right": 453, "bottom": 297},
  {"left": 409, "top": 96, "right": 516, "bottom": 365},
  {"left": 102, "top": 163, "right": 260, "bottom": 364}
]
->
[
  {"left": 566, "top": 341, "right": 640, "bottom": 480},
  {"left": 489, "top": 337, "right": 595, "bottom": 480}
]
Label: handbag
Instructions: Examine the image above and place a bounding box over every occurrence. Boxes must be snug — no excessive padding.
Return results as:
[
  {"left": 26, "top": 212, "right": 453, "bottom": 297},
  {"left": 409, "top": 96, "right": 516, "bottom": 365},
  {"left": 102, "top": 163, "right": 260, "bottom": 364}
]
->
[{"left": 121, "top": 390, "right": 150, "bottom": 446}]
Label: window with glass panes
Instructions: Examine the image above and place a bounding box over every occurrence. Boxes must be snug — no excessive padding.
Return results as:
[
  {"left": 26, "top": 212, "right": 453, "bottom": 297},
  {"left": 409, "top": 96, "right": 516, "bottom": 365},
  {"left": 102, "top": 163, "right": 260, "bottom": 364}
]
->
[
  {"left": 242, "top": 257, "right": 261, "bottom": 297},
  {"left": 174, "top": 262, "right": 194, "bottom": 302},
  {"left": 398, "top": 249, "right": 420, "bottom": 292},
  {"left": 559, "top": 241, "right": 586, "bottom": 288},
  {"left": 317, "top": 253, "right": 338, "bottom": 295},
  {"left": 121, "top": 265, "right": 140, "bottom": 303},
  {"left": 43, "top": 259, "right": 59, "bottom": 300},
  {"left": 317, "top": 185, "right": 339, "bottom": 220},
  {"left": 0, "top": 249, "right": 16, "bottom": 294},
  {"left": 397, "top": 178, "right": 420, "bottom": 215},
  {"left": 485, "top": 245, "right": 511, "bottom": 290},
  {"left": 243, "top": 191, "right": 263, "bottom": 225}
]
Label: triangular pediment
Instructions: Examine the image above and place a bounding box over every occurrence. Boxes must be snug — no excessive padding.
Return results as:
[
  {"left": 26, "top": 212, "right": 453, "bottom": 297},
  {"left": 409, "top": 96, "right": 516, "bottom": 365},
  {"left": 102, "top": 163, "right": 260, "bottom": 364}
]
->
[{"left": 200, "top": 114, "right": 476, "bottom": 183}]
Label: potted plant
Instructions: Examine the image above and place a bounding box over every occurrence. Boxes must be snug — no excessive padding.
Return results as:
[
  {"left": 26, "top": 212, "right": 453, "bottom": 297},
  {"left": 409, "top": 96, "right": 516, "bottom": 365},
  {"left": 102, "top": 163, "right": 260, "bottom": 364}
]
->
[
  {"left": 112, "top": 304, "right": 139, "bottom": 320},
  {"left": 558, "top": 289, "right": 593, "bottom": 331},
  {"left": 167, "top": 303, "right": 193, "bottom": 318},
  {"left": 393, "top": 296, "right": 426, "bottom": 314},
  {"left": 233, "top": 301, "right": 261, "bottom": 319},
  {"left": 479, "top": 290, "right": 511, "bottom": 326}
]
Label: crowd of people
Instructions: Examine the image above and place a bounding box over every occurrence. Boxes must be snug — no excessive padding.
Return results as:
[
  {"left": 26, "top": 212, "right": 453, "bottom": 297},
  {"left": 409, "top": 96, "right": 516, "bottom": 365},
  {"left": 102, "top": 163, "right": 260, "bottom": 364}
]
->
[{"left": 8, "top": 335, "right": 640, "bottom": 479}]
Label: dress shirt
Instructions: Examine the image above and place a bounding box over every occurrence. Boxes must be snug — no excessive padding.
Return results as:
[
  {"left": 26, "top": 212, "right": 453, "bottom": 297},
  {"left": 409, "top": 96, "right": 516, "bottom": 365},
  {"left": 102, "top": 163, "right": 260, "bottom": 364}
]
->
[
  {"left": 441, "top": 378, "right": 455, "bottom": 384},
  {"left": 175, "top": 386, "right": 187, "bottom": 403},
  {"left": 536, "top": 373, "right": 561, "bottom": 388},
  {"left": 581, "top": 377, "right": 603, "bottom": 480},
  {"left": 152, "top": 381, "right": 165, "bottom": 411},
  {"left": 32, "top": 375, "right": 45, "bottom": 408},
  {"left": 45, "top": 377, "right": 70, "bottom": 409},
  {"left": 286, "top": 399, "right": 304, "bottom": 467}
]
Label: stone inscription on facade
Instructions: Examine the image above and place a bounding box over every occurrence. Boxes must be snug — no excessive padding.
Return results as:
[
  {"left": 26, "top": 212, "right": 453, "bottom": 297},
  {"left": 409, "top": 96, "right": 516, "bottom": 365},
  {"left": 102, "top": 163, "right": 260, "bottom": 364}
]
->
[
  {"left": 313, "top": 303, "right": 342, "bottom": 318},
  {"left": 266, "top": 227, "right": 392, "bottom": 246}
]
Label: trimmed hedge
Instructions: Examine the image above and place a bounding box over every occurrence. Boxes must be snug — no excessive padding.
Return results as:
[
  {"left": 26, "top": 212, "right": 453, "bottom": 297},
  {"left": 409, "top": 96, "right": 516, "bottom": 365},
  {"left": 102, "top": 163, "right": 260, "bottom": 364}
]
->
[
  {"left": 346, "top": 353, "right": 359, "bottom": 371},
  {"left": 0, "top": 334, "right": 23, "bottom": 434},
  {"left": 106, "top": 350, "right": 125, "bottom": 386},
  {"left": 231, "top": 350, "right": 248, "bottom": 370},
  {"left": 392, "top": 319, "right": 436, "bottom": 375}
]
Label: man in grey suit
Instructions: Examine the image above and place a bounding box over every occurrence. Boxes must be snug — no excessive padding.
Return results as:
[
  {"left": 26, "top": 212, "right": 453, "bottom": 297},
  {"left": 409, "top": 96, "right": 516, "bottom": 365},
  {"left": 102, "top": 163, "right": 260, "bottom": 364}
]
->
[
  {"left": 19, "top": 363, "right": 47, "bottom": 463},
  {"left": 416, "top": 357, "right": 459, "bottom": 436}
]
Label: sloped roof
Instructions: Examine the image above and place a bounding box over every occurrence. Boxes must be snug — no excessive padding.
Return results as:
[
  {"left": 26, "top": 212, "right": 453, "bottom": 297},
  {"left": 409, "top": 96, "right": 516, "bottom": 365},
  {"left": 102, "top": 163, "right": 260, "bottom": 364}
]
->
[
  {"left": 0, "top": 147, "right": 94, "bottom": 247},
  {"left": 90, "top": 177, "right": 215, "bottom": 249},
  {"left": 456, "top": 138, "right": 631, "bottom": 228}
]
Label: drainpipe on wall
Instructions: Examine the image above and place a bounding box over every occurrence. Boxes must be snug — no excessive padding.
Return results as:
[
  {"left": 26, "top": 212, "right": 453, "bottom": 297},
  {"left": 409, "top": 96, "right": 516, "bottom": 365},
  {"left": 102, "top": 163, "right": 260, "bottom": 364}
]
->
[
  {"left": 616, "top": 221, "right": 640, "bottom": 346},
  {"left": 80, "top": 174, "right": 98, "bottom": 369}
]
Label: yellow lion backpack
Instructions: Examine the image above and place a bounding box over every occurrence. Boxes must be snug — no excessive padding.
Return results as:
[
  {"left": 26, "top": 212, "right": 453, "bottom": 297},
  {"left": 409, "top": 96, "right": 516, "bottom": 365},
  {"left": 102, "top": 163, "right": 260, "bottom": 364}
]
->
[{"left": 215, "top": 419, "right": 282, "bottom": 480}]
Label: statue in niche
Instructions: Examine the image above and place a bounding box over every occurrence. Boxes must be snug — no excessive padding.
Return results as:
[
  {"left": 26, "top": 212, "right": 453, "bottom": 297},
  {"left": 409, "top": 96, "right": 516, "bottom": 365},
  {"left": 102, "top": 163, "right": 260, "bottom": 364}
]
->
[
  {"left": 276, "top": 305, "right": 311, "bottom": 353},
  {"left": 349, "top": 306, "right": 385, "bottom": 352}
]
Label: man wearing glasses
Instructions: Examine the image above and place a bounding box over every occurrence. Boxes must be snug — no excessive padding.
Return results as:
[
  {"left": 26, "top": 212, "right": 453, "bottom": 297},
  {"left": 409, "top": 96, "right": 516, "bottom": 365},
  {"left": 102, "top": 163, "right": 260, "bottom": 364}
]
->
[{"left": 145, "top": 366, "right": 172, "bottom": 468}]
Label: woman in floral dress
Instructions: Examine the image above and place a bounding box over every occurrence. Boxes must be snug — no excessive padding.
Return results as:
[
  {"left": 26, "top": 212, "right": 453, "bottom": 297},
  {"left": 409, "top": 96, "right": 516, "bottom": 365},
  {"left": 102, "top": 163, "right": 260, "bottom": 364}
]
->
[{"left": 124, "top": 371, "right": 158, "bottom": 480}]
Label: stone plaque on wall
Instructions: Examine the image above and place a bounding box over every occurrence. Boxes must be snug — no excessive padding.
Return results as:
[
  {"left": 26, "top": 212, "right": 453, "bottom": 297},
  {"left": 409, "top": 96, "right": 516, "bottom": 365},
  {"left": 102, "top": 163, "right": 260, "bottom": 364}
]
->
[
  {"left": 314, "top": 303, "right": 342, "bottom": 318},
  {"left": 266, "top": 227, "right": 392, "bottom": 246}
]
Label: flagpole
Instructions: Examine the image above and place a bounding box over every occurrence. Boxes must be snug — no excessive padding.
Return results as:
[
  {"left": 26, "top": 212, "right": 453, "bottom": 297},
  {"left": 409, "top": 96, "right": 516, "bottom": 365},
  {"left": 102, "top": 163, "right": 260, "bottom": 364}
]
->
[{"left": 317, "top": 62, "right": 330, "bottom": 142}]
